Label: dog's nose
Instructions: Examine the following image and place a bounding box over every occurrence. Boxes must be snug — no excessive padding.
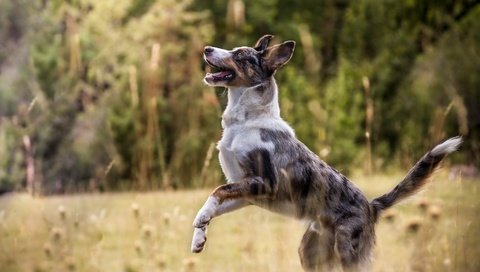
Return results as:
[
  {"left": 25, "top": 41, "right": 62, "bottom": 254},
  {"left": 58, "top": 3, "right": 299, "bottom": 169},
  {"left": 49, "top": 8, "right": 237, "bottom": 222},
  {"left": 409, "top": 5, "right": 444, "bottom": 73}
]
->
[{"left": 204, "top": 46, "right": 214, "bottom": 54}]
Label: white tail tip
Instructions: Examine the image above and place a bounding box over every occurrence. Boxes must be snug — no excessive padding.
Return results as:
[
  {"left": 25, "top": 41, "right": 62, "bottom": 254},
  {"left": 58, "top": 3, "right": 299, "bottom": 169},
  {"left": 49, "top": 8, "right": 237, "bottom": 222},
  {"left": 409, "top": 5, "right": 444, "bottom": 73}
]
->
[{"left": 431, "top": 136, "right": 463, "bottom": 156}]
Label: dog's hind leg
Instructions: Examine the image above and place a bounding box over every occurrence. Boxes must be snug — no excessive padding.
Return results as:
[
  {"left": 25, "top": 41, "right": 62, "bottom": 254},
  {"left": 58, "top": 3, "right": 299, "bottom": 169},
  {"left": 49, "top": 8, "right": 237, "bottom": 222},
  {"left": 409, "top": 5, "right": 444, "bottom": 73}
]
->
[
  {"left": 333, "top": 223, "right": 373, "bottom": 272},
  {"left": 298, "top": 221, "right": 336, "bottom": 272}
]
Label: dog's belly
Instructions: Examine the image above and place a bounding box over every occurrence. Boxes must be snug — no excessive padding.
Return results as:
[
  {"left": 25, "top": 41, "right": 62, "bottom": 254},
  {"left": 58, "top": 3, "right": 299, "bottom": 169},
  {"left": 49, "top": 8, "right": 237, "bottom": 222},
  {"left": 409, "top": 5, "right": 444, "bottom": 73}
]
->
[{"left": 250, "top": 198, "right": 303, "bottom": 219}]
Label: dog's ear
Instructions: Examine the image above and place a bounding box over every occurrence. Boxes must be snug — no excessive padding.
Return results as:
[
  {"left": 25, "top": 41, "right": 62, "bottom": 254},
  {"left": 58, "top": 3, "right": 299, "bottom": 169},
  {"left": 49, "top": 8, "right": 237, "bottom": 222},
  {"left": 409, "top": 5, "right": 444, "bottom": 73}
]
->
[
  {"left": 254, "top": 35, "right": 274, "bottom": 52},
  {"left": 262, "top": 40, "right": 295, "bottom": 71}
]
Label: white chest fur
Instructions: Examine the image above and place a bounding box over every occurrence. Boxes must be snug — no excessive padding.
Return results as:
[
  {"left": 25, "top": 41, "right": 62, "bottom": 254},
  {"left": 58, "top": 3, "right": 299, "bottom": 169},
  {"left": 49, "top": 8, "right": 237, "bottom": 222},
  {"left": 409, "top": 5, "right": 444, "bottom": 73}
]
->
[
  {"left": 217, "top": 124, "right": 268, "bottom": 183},
  {"left": 217, "top": 80, "right": 294, "bottom": 183},
  {"left": 217, "top": 117, "right": 294, "bottom": 183}
]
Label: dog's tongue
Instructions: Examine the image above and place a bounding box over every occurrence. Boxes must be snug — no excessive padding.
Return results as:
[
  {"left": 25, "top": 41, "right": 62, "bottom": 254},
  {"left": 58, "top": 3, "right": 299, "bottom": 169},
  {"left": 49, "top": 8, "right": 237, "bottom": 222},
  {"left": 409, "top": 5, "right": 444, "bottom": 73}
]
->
[
  {"left": 205, "top": 68, "right": 234, "bottom": 82},
  {"left": 212, "top": 71, "right": 231, "bottom": 78}
]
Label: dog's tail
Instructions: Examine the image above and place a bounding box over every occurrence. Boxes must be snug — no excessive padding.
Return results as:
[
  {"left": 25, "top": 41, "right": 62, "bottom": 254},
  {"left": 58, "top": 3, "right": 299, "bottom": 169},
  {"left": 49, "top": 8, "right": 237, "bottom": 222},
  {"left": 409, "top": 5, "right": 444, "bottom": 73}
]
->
[{"left": 370, "top": 136, "right": 462, "bottom": 220}]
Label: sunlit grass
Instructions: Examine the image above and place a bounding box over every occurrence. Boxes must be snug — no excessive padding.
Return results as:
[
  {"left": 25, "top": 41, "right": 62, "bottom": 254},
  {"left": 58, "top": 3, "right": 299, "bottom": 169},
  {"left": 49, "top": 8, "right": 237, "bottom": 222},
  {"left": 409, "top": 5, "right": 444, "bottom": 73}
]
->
[{"left": 0, "top": 171, "right": 479, "bottom": 272}]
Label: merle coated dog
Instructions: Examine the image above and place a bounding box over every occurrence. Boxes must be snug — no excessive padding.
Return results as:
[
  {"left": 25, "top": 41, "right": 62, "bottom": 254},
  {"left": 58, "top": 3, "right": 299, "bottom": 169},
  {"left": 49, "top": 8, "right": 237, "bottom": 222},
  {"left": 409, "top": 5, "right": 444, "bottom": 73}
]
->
[{"left": 191, "top": 35, "right": 462, "bottom": 271}]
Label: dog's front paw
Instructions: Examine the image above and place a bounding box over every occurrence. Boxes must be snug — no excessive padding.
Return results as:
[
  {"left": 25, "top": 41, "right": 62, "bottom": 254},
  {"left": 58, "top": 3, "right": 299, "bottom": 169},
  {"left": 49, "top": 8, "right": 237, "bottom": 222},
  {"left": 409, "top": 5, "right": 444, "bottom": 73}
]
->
[
  {"left": 193, "top": 211, "right": 212, "bottom": 228},
  {"left": 193, "top": 197, "right": 218, "bottom": 228},
  {"left": 191, "top": 227, "right": 207, "bottom": 253}
]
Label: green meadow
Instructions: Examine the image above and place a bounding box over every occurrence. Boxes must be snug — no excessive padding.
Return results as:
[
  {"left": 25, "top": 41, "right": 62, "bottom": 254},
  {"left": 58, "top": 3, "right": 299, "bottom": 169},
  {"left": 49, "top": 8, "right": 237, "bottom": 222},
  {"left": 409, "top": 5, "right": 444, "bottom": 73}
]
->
[{"left": 1, "top": 172, "right": 479, "bottom": 272}]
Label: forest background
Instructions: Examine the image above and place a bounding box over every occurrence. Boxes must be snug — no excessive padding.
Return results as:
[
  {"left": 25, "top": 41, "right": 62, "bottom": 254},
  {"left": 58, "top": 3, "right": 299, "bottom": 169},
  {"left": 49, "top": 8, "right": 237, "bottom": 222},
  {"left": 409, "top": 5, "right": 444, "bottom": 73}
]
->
[{"left": 0, "top": 0, "right": 479, "bottom": 194}]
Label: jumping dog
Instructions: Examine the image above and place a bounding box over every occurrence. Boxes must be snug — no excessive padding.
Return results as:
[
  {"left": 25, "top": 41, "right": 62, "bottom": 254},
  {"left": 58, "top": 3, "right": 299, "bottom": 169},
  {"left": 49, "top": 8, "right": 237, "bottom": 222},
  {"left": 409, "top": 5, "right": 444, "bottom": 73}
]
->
[{"left": 191, "top": 34, "right": 462, "bottom": 271}]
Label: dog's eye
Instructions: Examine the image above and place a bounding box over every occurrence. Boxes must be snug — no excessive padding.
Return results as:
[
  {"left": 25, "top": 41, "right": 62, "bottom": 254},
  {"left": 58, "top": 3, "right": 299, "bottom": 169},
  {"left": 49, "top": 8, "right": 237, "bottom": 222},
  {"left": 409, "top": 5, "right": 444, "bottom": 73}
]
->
[{"left": 234, "top": 50, "right": 245, "bottom": 59}]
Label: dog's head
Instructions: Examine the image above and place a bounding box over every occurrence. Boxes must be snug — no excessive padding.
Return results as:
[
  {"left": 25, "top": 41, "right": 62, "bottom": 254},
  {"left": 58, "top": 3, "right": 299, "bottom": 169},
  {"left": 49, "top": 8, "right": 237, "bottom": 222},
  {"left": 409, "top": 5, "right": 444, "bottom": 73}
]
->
[{"left": 203, "top": 35, "right": 295, "bottom": 88}]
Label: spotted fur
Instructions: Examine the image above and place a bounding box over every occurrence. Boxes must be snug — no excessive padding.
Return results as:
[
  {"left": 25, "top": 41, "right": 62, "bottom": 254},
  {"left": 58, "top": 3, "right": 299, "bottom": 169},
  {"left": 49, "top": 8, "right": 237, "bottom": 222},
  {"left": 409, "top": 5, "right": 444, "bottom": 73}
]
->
[{"left": 192, "top": 35, "right": 462, "bottom": 271}]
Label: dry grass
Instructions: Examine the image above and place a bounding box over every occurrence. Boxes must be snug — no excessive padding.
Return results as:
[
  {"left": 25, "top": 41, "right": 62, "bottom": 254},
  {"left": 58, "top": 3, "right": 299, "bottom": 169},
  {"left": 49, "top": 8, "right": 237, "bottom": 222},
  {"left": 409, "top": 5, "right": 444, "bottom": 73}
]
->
[{"left": 0, "top": 172, "right": 479, "bottom": 272}]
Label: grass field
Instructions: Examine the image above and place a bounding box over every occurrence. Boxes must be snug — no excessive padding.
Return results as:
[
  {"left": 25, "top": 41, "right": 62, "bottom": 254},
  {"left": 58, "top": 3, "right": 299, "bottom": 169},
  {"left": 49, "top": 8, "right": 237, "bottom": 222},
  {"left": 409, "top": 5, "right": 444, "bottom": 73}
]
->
[{"left": 1, "top": 172, "right": 479, "bottom": 272}]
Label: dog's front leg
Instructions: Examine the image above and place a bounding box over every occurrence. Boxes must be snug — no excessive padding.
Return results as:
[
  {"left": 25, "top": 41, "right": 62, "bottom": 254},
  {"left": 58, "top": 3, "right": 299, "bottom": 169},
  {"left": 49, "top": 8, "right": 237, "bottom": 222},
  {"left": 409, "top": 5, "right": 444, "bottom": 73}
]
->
[
  {"left": 193, "top": 194, "right": 250, "bottom": 229},
  {"left": 191, "top": 178, "right": 273, "bottom": 253},
  {"left": 191, "top": 193, "right": 249, "bottom": 253},
  {"left": 191, "top": 226, "right": 208, "bottom": 253},
  {"left": 191, "top": 195, "right": 249, "bottom": 253}
]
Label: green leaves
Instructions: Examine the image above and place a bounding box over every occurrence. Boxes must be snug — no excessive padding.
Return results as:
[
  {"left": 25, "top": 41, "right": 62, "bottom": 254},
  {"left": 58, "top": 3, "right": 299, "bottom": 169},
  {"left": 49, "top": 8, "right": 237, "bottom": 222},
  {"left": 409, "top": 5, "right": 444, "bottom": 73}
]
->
[{"left": 0, "top": 0, "right": 478, "bottom": 193}]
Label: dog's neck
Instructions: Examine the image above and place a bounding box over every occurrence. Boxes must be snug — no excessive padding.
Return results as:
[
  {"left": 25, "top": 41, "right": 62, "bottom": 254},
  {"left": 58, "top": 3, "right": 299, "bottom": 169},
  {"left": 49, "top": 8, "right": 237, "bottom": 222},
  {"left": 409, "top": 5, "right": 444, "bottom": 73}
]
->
[{"left": 222, "top": 77, "right": 281, "bottom": 128}]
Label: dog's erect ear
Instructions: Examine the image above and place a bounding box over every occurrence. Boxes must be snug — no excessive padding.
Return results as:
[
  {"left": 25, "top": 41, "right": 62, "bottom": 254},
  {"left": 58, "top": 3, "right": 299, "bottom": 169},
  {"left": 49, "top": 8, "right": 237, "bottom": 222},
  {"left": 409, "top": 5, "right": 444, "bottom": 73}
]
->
[
  {"left": 262, "top": 40, "right": 295, "bottom": 71},
  {"left": 254, "top": 35, "right": 274, "bottom": 52}
]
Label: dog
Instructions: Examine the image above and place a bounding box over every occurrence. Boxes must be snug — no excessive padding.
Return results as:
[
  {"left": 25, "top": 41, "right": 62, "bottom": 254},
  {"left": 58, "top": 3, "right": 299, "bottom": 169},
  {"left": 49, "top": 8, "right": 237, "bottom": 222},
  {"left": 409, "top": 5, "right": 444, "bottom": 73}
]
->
[{"left": 191, "top": 34, "right": 462, "bottom": 271}]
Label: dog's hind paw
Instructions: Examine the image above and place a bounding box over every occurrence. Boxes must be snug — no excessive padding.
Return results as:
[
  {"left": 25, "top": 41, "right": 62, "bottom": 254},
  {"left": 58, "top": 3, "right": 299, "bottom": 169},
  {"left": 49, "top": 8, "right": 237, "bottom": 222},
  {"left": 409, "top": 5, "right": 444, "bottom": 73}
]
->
[{"left": 191, "top": 227, "right": 207, "bottom": 253}]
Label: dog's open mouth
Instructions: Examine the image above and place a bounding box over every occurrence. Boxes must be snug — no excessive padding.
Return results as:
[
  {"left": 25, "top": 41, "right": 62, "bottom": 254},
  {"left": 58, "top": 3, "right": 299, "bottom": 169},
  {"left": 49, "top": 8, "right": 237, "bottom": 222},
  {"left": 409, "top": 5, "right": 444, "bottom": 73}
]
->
[{"left": 204, "top": 59, "right": 235, "bottom": 82}]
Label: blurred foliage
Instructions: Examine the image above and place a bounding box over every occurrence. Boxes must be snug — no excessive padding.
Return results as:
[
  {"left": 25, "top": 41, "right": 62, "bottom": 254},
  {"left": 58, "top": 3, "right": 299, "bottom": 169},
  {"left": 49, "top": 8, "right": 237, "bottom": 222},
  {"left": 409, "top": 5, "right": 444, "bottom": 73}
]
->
[{"left": 0, "top": 0, "right": 478, "bottom": 194}]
